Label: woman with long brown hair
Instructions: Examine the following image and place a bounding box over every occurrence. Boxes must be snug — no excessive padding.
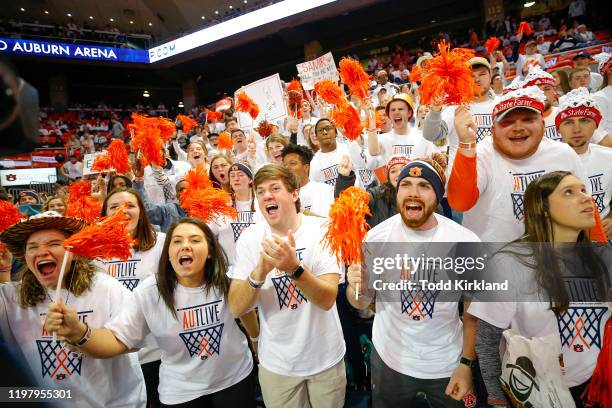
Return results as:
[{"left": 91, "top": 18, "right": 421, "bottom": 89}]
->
[
  {"left": 45, "top": 218, "right": 255, "bottom": 407},
  {"left": 99, "top": 187, "right": 166, "bottom": 407},
  {"left": 0, "top": 211, "right": 146, "bottom": 406},
  {"left": 208, "top": 154, "right": 232, "bottom": 192},
  {"left": 468, "top": 171, "right": 611, "bottom": 408}
]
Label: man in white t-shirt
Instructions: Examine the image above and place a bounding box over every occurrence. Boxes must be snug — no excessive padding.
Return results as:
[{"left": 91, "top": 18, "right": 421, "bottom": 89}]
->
[
  {"left": 423, "top": 57, "right": 498, "bottom": 171},
  {"left": 556, "top": 88, "right": 612, "bottom": 236},
  {"left": 371, "top": 70, "right": 399, "bottom": 107},
  {"left": 368, "top": 93, "right": 436, "bottom": 168},
  {"left": 231, "top": 129, "right": 248, "bottom": 161},
  {"left": 347, "top": 158, "right": 479, "bottom": 407},
  {"left": 573, "top": 52, "right": 604, "bottom": 91},
  {"left": 447, "top": 86, "right": 589, "bottom": 242},
  {"left": 522, "top": 66, "right": 562, "bottom": 141},
  {"left": 281, "top": 143, "right": 334, "bottom": 217},
  {"left": 228, "top": 165, "right": 346, "bottom": 408},
  {"left": 309, "top": 119, "right": 352, "bottom": 187},
  {"left": 62, "top": 155, "right": 83, "bottom": 180}
]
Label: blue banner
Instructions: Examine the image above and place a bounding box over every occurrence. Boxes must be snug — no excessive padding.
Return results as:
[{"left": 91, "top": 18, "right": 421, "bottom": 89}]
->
[{"left": 0, "top": 37, "right": 149, "bottom": 63}]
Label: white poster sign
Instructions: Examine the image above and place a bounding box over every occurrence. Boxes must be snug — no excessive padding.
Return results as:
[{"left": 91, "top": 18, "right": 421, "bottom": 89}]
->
[
  {"left": 82, "top": 152, "right": 108, "bottom": 176},
  {"left": 235, "top": 73, "right": 288, "bottom": 130},
  {"left": 0, "top": 168, "right": 56, "bottom": 187},
  {"left": 296, "top": 51, "right": 338, "bottom": 90}
]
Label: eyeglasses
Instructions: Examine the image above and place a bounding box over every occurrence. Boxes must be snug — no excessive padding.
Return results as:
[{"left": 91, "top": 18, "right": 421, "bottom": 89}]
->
[{"left": 316, "top": 126, "right": 335, "bottom": 134}]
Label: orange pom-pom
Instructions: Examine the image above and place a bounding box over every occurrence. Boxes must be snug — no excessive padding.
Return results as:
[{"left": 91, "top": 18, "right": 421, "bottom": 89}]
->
[
  {"left": 180, "top": 188, "right": 237, "bottom": 223},
  {"left": 418, "top": 40, "right": 476, "bottom": 106},
  {"left": 153, "top": 117, "right": 176, "bottom": 141},
  {"left": 516, "top": 21, "right": 532, "bottom": 36},
  {"left": 65, "top": 180, "right": 101, "bottom": 224},
  {"left": 91, "top": 153, "right": 113, "bottom": 173},
  {"left": 107, "top": 139, "right": 130, "bottom": 174},
  {"left": 581, "top": 318, "right": 611, "bottom": 408},
  {"left": 410, "top": 64, "right": 423, "bottom": 83},
  {"left": 323, "top": 186, "right": 371, "bottom": 265},
  {"left": 287, "top": 79, "right": 302, "bottom": 93},
  {"left": 331, "top": 102, "right": 363, "bottom": 141},
  {"left": 484, "top": 37, "right": 501, "bottom": 54},
  {"left": 0, "top": 201, "right": 23, "bottom": 233},
  {"left": 365, "top": 110, "right": 384, "bottom": 131},
  {"left": 217, "top": 131, "right": 234, "bottom": 151},
  {"left": 235, "top": 92, "right": 260, "bottom": 119},
  {"left": 314, "top": 80, "right": 343, "bottom": 105},
  {"left": 339, "top": 58, "right": 370, "bottom": 101},
  {"left": 64, "top": 207, "right": 136, "bottom": 260},
  {"left": 184, "top": 165, "right": 213, "bottom": 191},
  {"left": 128, "top": 113, "right": 167, "bottom": 167},
  {"left": 206, "top": 109, "right": 223, "bottom": 123},
  {"left": 256, "top": 120, "right": 274, "bottom": 138},
  {"left": 177, "top": 114, "right": 197, "bottom": 133}
]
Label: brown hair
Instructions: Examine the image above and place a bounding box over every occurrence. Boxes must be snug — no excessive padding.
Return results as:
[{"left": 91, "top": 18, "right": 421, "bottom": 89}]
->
[
  {"left": 568, "top": 67, "right": 590, "bottom": 83},
  {"left": 208, "top": 154, "right": 233, "bottom": 192},
  {"left": 304, "top": 125, "right": 319, "bottom": 153},
  {"left": 254, "top": 164, "right": 300, "bottom": 213},
  {"left": 101, "top": 188, "right": 157, "bottom": 252},
  {"left": 551, "top": 69, "right": 571, "bottom": 95},
  {"left": 156, "top": 218, "right": 230, "bottom": 318},
  {"left": 265, "top": 134, "right": 289, "bottom": 150},
  {"left": 18, "top": 257, "right": 96, "bottom": 307}
]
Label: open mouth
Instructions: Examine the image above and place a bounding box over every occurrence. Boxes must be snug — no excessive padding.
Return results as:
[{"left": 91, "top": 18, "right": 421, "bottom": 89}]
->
[
  {"left": 265, "top": 203, "right": 279, "bottom": 216},
  {"left": 193, "top": 154, "right": 201, "bottom": 160},
  {"left": 219, "top": 174, "right": 228, "bottom": 182},
  {"left": 404, "top": 201, "right": 424, "bottom": 217},
  {"left": 179, "top": 255, "right": 193, "bottom": 266},
  {"left": 37, "top": 259, "right": 57, "bottom": 276},
  {"left": 393, "top": 118, "right": 403, "bottom": 125},
  {"left": 509, "top": 135, "right": 529, "bottom": 143}
]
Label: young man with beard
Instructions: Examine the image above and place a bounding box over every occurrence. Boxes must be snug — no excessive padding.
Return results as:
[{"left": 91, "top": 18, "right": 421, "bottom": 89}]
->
[
  {"left": 423, "top": 57, "right": 498, "bottom": 170},
  {"left": 281, "top": 143, "right": 334, "bottom": 217},
  {"left": 557, "top": 87, "right": 612, "bottom": 237},
  {"left": 447, "top": 86, "right": 590, "bottom": 242},
  {"left": 367, "top": 94, "right": 436, "bottom": 168},
  {"left": 346, "top": 158, "right": 479, "bottom": 408},
  {"left": 228, "top": 164, "right": 346, "bottom": 408}
]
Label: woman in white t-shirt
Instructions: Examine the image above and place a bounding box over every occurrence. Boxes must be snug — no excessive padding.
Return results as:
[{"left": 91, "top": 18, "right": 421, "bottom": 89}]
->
[
  {"left": 468, "top": 171, "right": 611, "bottom": 408},
  {"left": 208, "top": 154, "right": 232, "bottom": 193},
  {"left": 0, "top": 211, "right": 146, "bottom": 407},
  {"left": 99, "top": 188, "right": 166, "bottom": 407},
  {"left": 46, "top": 218, "right": 255, "bottom": 407}
]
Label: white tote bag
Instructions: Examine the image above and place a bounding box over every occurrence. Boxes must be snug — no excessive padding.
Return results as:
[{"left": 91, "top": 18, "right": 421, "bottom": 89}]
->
[{"left": 500, "top": 329, "right": 576, "bottom": 408}]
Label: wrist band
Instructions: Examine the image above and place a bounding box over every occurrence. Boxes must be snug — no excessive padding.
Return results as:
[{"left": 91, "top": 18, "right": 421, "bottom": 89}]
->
[
  {"left": 248, "top": 275, "right": 264, "bottom": 289},
  {"left": 458, "top": 140, "right": 477, "bottom": 149}
]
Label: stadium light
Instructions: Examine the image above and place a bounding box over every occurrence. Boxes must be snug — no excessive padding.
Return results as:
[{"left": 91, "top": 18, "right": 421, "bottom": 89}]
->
[
  {"left": 20, "top": 8, "right": 26, "bottom": 12},
  {"left": 149, "top": 0, "right": 337, "bottom": 63},
  {"left": 44, "top": 10, "right": 49, "bottom": 14},
  {"left": 89, "top": 16, "right": 94, "bottom": 20},
  {"left": 178, "top": 102, "right": 184, "bottom": 108},
  {"left": 143, "top": 90, "right": 150, "bottom": 97},
  {"left": 67, "top": 13, "right": 72, "bottom": 17},
  {"left": 524, "top": 1, "right": 535, "bottom": 7}
]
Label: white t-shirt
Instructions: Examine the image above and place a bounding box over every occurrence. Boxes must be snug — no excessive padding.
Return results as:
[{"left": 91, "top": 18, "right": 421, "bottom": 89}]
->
[
  {"left": 93, "top": 232, "right": 166, "bottom": 364},
  {"left": 144, "top": 160, "right": 191, "bottom": 204},
  {"left": 369, "top": 129, "right": 437, "bottom": 169},
  {"left": 210, "top": 199, "right": 262, "bottom": 265},
  {"left": 299, "top": 181, "right": 334, "bottom": 217},
  {"left": 462, "top": 137, "right": 587, "bottom": 241},
  {"left": 440, "top": 98, "right": 497, "bottom": 171},
  {"left": 64, "top": 161, "right": 83, "bottom": 179},
  {"left": 309, "top": 143, "right": 351, "bottom": 187},
  {"left": 592, "top": 86, "right": 611, "bottom": 134},
  {"left": 106, "top": 277, "right": 253, "bottom": 405},
  {"left": 543, "top": 106, "right": 562, "bottom": 141},
  {"left": 366, "top": 213, "right": 481, "bottom": 379},
  {"left": 580, "top": 144, "right": 612, "bottom": 218},
  {"left": 228, "top": 214, "right": 346, "bottom": 376},
  {"left": 0, "top": 273, "right": 146, "bottom": 408},
  {"left": 468, "top": 249, "right": 611, "bottom": 387}
]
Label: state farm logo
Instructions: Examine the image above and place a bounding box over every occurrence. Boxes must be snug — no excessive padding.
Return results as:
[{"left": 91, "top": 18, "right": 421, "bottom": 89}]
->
[{"left": 5, "top": 174, "right": 16, "bottom": 182}]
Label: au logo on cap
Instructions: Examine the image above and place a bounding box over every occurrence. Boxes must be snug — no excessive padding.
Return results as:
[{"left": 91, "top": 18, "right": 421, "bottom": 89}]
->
[{"left": 409, "top": 167, "right": 423, "bottom": 177}]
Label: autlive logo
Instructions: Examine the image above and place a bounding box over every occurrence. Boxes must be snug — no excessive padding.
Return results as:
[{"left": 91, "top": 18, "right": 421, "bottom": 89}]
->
[{"left": 5, "top": 174, "right": 16, "bottom": 182}]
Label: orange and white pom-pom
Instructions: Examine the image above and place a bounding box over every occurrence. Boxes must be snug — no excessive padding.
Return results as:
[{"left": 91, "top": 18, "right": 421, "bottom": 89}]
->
[
  {"left": 217, "top": 131, "right": 234, "bottom": 151},
  {"left": 323, "top": 186, "right": 371, "bottom": 265},
  {"left": 418, "top": 40, "right": 476, "bottom": 106},
  {"left": 205, "top": 109, "right": 223, "bottom": 123},
  {"left": 176, "top": 114, "right": 197, "bottom": 133},
  {"left": 339, "top": 58, "right": 370, "bottom": 101},
  {"left": 235, "top": 92, "right": 260, "bottom": 119},
  {"left": 256, "top": 120, "right": 274, "bottom": 138},
  {"left": 314, "top": 80, "right": 344, "bottom": 105},
  {"left": 65, "top": 180, "right": 101, "bottom": 224},
  {"left": 64, "top": 206, "right": 136, "bottom": 260}
]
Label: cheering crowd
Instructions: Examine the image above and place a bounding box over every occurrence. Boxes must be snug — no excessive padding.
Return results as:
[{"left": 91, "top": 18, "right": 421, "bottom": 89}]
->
[{"left": 0, "top": 41, "right": 611, "bottom": 408}]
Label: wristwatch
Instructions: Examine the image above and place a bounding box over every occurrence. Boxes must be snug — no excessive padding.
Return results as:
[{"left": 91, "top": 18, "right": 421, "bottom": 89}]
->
[
  {"left": 460, "top": 356, "right": 477, "bottom": 369},
  {"left": 287, "top": 263, "right": 305, "bottom": 280}
]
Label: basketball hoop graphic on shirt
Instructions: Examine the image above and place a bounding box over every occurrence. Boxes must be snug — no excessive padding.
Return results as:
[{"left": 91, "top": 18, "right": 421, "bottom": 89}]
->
[
  {"left": 272, "top": 274, "right": 307, "bottom": 310},
  {"left": 36, "top": 340, "right": 83, "bottom": 380},
  {"left": 556, "top": 306, "right": 607, "bottom": 353},
  {"left": 358, "top": 169, "right": 374, "bottom": 186},
  {"left": 106, "top": 259, "right": 141, "bottom": 292},
  {"left": 473, "top": 114, "right": 492, "bottom": 142},
  {"left": 120, "top": 278, "right": 140, "bottom": 291},
  {"left": 231, "top": 222, "right": 251, "bottom": 242},
  {"left": 321, "top": 164, "right": 339, "bottom": 187},
  {"left": 400, "top": 284, "right": 439, "bottom": 321},
  {"left": 179, "top": 323, "right": 224, "bottom": 360},
  {"left": 588, "top": 174, "right": 605, "bottom": 213},
  {"left": 511, "top": 171, "right": 545, "bottom": 220}
]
